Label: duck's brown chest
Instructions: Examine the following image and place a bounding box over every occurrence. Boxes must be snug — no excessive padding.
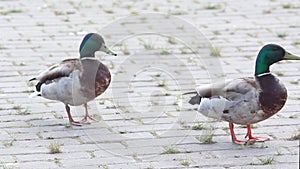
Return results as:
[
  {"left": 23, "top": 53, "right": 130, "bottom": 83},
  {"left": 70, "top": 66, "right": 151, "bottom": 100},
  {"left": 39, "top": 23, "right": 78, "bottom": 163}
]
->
[
  {"left": 257, "top": 74, "right": 287, "bottom": 118},
  {"left": 95, "top": 63, "right": 111, "bottom": 96},
  {"left": 80, "top": 59, "right": 111, "bottom": 99}
]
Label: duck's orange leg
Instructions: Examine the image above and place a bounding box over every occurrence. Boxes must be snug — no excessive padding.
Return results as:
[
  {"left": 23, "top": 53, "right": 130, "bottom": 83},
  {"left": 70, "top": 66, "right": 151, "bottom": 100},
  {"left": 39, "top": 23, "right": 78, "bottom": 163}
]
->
[
  {"left": 79, "top": 103, "right": 98, "bottom": 123},
  {"left": 65, "top": 104, "right": 82, "bottom": 126},
  {"left": 246, "top": 124, "right": 270, "bottom": 142},
  {"left": 229, "top": 122, "right": 249, "bottom": 144}
]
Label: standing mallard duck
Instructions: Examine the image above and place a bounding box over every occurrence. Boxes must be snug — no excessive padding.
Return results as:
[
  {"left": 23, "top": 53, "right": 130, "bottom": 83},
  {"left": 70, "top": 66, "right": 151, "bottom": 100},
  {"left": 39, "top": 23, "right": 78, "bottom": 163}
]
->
[
  {"left": 30, "top": 33, "right": 117, "bottom": 125},
  {"left": 186, "top": 44, "right": 300, "bottom": 144}
]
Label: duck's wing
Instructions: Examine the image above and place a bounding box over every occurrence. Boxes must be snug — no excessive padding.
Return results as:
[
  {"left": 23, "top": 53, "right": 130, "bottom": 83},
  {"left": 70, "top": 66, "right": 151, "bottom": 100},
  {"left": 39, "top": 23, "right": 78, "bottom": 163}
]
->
[
  {"left": 30, "top": 58, "right": 81, "bottom": 91},
  {"left": 196, "top": 77, "right": 258, "bottom": 99}
]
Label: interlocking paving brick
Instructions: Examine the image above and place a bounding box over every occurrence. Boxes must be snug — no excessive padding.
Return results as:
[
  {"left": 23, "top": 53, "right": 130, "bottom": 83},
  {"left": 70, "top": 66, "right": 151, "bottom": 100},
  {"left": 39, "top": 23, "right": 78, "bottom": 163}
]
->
[{"left": 17, "top": 161, "right": 60, "bottom": 169}]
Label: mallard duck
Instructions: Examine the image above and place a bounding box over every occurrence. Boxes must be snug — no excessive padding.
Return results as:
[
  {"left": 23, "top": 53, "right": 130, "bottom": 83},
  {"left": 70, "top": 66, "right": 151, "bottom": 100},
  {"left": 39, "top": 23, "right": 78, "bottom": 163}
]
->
[
  {"left": 186, "top": 44, "right": 300, "bottom": 144},
  {"left": 30, "top": 33, "right": 117, "bottom": 125}
]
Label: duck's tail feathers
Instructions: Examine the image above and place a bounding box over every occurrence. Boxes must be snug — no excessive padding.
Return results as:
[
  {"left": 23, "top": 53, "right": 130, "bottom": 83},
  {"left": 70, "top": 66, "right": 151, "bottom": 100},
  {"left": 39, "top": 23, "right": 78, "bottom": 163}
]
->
[
  {"left": 29, "top": 78, "right": 42, "bottom": 92},
  {"left": 35, "top": 82, "right": 43, "bottom": 92},
  {"left": 182, "top": 91, "right": 202, "bottom": 105},
  {"left": 182, "top": 91, "right": 198, "bottom": 95},
  {"left": 188, "top": 94, "right": 202, "bottom": 105},
  {"left": 29, "top": 77, "right": 36, "bottom": 81}
]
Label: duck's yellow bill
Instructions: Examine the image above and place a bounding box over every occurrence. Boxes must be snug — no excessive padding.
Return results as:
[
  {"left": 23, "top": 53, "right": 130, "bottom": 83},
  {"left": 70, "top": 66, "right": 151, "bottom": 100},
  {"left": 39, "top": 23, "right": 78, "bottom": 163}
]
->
[
  {"left": 284, "top": 52, "right": 300, "bottom": 60},
  {"left": 100, "top": 45, "right": 117, "bottom": 56}
]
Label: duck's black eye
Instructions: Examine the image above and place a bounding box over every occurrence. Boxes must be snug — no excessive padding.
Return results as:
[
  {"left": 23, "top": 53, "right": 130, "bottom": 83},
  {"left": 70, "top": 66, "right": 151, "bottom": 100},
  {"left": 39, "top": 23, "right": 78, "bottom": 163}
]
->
[{"left": 272, "top": 47, "right": 280, "bottom": 51}]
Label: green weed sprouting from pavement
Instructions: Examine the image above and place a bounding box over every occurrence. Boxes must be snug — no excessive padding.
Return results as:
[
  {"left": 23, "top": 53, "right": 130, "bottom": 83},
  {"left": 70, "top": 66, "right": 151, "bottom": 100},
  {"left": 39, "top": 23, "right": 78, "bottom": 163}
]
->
[
  {"left": 289, "top": 80, "right": 298, "bottom": 85},
  {"left": 140, "top": 40, "right": 154, "bottom": 50},
  {"left": 212, "top": 30, "right": 221, "bottom": 35},
  {"left": 292, "top": 40, "right": 300, "bottom": 45},
  {"left": 162, "top": 145, "right": 180, "bottom": 154},
  {"left": 199, "top": 128, "right": 215, "bottom": 144},
  {"left": 49, "top": 142, "right": 62, "bottom": 154},
  {"left": 192, "top": 123, "right": 206, "bottom": 130},
  {"left": 277, "top": 32, "right": 288, "bottom": 38},
  {"left": 281, "top": 3, "right": 293, "bottom": 9},
  {"left": 275, "top": 149, "right": 283, "bottom": 156},
  {"left": 104, "top": 9, "right": 114, "bottom": 14},
  {"left": 160, "top": 47, "right": 172, "bottom": 55},
  {"left": 274, "top": 71, "right": 284, "bottom": 76},
  {"left": 258, "top": 156, "right": 275, "bottom": 165},
  {"left": 167, "top": 36, "right": 177, "bottom": 44},
  {"left": 204, "top": 3, "right": 222, "bottom": 10},
  {"left": 0, "top": 44, "right": 6, "bottom": 49},
  {"left": 180, "top": 159, "right": 190, "bottom": 167},
  {"left": 0, "top": 163, "right": 13, "bottom": 169},
  {"left": 121, "top": 43, "right": 130, "bottom": 55},
  {"left": 12, "top": 105, "right": 22, "bottom": 110},
  {"left": 209, "top": 45, "right": 221, "bottom": 57},
  {"left": 157, "top": 80, "right": 166, "bottom": 87},
  {"left": 288, "top": 133, "right": 300, "bottom": 140},
  {"left": 0, "top": 9, "right": 23, "bottom": 15}
]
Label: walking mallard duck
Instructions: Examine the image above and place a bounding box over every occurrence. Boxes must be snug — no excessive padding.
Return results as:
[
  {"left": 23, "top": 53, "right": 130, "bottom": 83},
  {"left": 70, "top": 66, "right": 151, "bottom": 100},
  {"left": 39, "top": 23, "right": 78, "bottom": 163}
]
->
[
  {"left": 186, "top": 44, "right": 300, "bottom": 144},
  {"left": 30, "top": 33, "right": 117, "bottom": 125}
]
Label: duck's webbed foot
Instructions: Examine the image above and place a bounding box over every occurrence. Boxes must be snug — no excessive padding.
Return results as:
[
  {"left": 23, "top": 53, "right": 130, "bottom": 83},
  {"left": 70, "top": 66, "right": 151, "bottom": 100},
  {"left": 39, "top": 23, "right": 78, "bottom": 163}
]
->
[
  {"left": 79, "top": 103, "right": 98, "bottom": 123},
  {"left": 245, "top": 124, "right": 270, "bottom": 142},
  {"left": 229, "top": 122, "right": 270, "bottom": 145}
]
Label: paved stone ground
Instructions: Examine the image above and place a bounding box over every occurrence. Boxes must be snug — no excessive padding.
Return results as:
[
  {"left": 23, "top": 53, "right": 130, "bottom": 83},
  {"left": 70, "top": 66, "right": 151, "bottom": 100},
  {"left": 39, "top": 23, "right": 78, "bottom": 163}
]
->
[{"left": 0, "top": 0, "right": 299, "bottom": 168}]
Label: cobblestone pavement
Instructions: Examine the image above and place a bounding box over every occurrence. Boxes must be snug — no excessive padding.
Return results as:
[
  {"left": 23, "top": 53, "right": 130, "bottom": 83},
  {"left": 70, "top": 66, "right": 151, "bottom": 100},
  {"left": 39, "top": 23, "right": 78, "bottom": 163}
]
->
[{"left": 0, "top": 0, "right": 299, "bottom": 168}]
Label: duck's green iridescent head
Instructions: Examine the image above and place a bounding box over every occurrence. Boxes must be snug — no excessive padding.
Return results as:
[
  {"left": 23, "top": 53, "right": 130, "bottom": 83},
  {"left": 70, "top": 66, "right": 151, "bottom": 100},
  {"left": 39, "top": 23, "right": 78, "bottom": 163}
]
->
[
  {"left": 79, "top": 33, "right": 117, "bottom": 58},
  {"left": 255, "top": 44, "right": 300, "bottom": 76}
]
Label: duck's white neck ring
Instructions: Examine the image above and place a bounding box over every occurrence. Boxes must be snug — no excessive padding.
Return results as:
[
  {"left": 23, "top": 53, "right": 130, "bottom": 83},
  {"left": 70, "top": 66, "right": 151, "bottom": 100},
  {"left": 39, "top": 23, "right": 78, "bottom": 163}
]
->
[{"left": 256, "top": 72, "right": 271, "bottom": 77}]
